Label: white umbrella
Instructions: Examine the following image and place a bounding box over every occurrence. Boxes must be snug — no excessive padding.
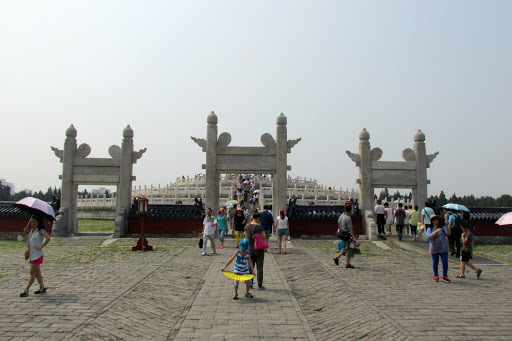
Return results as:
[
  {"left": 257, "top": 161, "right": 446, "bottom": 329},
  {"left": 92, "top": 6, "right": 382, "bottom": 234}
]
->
[
  {"left": 13, "top": 197, "right": 56, "bottom": 220},
  {"left": 496, "top": 212, "right": 512, "bottom": 226}
]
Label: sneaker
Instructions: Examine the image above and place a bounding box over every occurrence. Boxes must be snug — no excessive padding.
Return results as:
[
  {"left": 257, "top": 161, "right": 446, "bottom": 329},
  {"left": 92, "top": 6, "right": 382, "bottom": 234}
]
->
[
  {"left": 345, "top": 264, "right": 356, "bottom": 269},
  {"left": 476, "top": 269, "right": 483, "bottom": 279},
  {"left": 443, "top": 276, "right": 451, "bottom": 283},
  {"left": 211, "top": 251, "right": 216, "bottom": 254},
  {"left": 34, "top": 287, "right": 46, "bottom": 294},
  {"left": 434, "top": 276, "right": 439, "bottom": 282},
  {"left": 244, "top": 293, "right": 254, "bottom": 298},
  {"left": 257, "top": 286, "right": 266, "bottom": 290},
  {"left": 277, "top": 251, "right": 281, "bottom": 254},
  {"left": 202, "top": 252, "right": 206, "bottom": 256},
  {"left": 456, "top": 275, "right": 465, "bottom": 278},
  {"left": 333, "top": 258, "right": 339, "bottom": 266},
  {"left": 219, "top": 243, "right": 223, "bottom": 248},
  {"left": 232, "top": 294, "right": 238, "bottom": 300},
  {"left": 284, "top": 251, "right": 287, "bottom": 255},
  {"left": 19, "top": 290, "right": 28, "bottom": 297}
]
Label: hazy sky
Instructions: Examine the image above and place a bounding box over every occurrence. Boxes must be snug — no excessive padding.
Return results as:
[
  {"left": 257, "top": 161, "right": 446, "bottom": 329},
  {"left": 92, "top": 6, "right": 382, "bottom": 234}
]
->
[{"left": 1, "top": 1, "right": 511, "bottom": 198}]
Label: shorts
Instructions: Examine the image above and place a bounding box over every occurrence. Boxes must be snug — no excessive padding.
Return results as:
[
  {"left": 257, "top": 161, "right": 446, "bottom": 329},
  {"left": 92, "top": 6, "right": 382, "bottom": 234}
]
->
[
  {"left": 234, "top": 279, "right": 251, "bottom": 288},
  {"left": 278, "top": 228, "right": 289, "bottom": 237},
  {"left": 460, "top": 251, "right": 472, "bottom": 262},
  {"left": 30, "top": 256, "right": 44, "bottom": 265}
]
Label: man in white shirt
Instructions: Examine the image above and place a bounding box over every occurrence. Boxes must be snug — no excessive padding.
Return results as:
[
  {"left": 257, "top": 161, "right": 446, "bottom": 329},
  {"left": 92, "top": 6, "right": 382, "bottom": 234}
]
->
[
  {"left": 202, "top": 208, "right": 217, "bottom": 255},
  {"left": 374, "top": 200, "right": 386, "bottom": 235}
]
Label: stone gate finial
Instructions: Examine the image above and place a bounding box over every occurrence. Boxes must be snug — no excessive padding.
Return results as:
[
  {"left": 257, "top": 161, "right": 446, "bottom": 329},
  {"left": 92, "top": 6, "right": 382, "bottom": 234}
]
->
[
  {"left": 359, "top": 128, "right": 370, "bottom": 141},
  {"left": 277, "top": 113, "right": 287, "bottom": 125},
  {"left": 123, "top": 125, "right": 134, "bottom": 138},
  {"left": 66, "top": 124, "right": 77, "bottom": 138},
  {"left": 414, "top": 129, "right": 425, "bottom": 142},
  {"left": 207, "top": 111, "right": 218, "bottom": 124}
]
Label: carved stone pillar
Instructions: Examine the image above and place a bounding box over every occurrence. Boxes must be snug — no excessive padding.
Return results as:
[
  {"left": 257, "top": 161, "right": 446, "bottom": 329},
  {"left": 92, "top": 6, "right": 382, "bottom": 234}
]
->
[
  {"left": 206, "top": 112, "right": 219, "bottom": 213},
  {"left": 274, "top": 114, "right": 288, "bottom": 217}
]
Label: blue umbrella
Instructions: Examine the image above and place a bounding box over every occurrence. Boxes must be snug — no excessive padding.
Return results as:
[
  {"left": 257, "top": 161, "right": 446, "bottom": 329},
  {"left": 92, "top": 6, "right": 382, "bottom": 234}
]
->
[{"left": 442, "top": 203, "right": 470, "bottom": 212}]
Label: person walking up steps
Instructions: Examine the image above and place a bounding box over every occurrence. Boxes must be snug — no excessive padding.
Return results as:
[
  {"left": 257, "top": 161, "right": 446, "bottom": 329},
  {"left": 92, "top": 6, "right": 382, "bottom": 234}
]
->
[
  {"left": 260, "top": 205, "right": 274, "bottom": 243},
  {"left": 221, "top": 238, "right": 255, "bottom": 300},
  {"left": 273, "top": 209, "right": 289, "bottom": 254},
  {"left": 245, "top": 212, "right": 267, "bottom": 290},
  {"left": 233, "top": 207, "right": 246, "bottom": 248}
]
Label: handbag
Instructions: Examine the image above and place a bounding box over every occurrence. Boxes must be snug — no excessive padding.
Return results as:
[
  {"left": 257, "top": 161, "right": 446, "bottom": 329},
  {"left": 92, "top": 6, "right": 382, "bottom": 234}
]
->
[
  {"left": 253, "top": 227, "right": 269, "bottom": 250},
  {"left": 24, "top": 249, "right": 29, "bottom": 260},
  {"left": 336, "top": 228, "right": 351, "bottom": 241}
]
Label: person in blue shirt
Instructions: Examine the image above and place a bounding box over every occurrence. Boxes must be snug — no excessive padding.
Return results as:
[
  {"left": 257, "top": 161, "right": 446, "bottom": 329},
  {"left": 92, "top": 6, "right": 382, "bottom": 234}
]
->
[
  {"left": 447, "top": 210, "right": 462, "bottom": 257},
  {"left": 427, "top": 215, "right": 451, "bottom": 283},
  {"left": 221, "top": 238, "right": 255, "bottom": 300},
  {"left": 260, "top": 205, "right": 274, "bottom": 242}
]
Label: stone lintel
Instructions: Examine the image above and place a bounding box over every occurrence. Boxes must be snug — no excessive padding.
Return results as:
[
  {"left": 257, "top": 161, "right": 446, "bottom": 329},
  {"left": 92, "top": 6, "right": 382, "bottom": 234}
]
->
[
  {"left": 73, "top": 166, "right": 120, "bottom": 176},
  {"left": 216, "top": 164, "right": 277, "bottom": 172},
  {"left": 73, "top": 175, "right": 120, "bottom": 184},
  {"left": 217, "top": 146, "right": 275, "bottom": 156},
  {"left": 73, "top": 158, "right": 122, "bottom": 167},
  {"left": 372, "top": 169, "right": 417, "bottom": 187},
  {"left": 371, "top": 161, "right": 416, "bottom": 170}
]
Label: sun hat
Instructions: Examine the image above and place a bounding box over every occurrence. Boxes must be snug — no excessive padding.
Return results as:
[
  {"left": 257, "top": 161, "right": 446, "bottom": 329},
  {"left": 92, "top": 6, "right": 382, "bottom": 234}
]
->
[
  {"left": 239, "top": 238, "right": 249, "bottom": 250},
  {"left": 430, "top": 215, "right": 443, "bottom": 223},
  {"left": 280, "top": 209, "right": 285, "bottom": 214}
]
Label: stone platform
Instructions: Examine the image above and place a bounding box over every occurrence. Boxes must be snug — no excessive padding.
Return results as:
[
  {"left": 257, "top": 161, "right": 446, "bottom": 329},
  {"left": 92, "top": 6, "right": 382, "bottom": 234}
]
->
[{"left": 0, "top": 237, "right": 511, "bottom": 340}]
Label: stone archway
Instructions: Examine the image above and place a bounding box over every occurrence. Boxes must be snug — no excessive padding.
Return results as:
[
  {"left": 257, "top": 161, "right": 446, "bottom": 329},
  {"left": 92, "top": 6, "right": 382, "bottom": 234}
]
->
[
  {"left": 346, "top": 129, "right": 438, "bottom": 239},
  {"left": 191, "top": 112, "right": 301, "bottom": 217},
  {"left": 51, "top": 125, "right": 146, "bottom": 237}
]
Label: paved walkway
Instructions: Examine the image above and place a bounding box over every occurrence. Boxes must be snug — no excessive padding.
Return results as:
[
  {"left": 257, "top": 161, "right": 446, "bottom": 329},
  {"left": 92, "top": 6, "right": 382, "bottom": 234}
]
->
[{"left": 0, "top": 236, "right": 511, "bottom": 340}]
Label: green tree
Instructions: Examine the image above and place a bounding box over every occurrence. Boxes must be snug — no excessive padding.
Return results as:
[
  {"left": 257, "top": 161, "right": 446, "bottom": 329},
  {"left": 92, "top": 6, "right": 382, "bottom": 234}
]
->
[
  {"left": 438, "top": 191, "right": 447, "bottom": 206},
  {"left": 496, "top": 194, "right": 512, "bottom": 207},
  {"left": 0, "top": 183, "right": 11, "bottom": 201}
]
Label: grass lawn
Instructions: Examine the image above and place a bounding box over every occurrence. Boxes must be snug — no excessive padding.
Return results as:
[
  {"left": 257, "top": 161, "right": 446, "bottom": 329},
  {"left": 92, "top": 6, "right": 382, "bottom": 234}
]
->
[
  {"left": 78, "top": 219, "right": 114, "bottom": 233},
  {"left": 473, "top": 244, "right": 512, "bottom": 265}
]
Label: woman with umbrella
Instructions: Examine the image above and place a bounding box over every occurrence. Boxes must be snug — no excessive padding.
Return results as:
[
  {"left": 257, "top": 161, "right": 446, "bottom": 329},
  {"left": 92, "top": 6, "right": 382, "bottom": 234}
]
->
[{"left": 20, "top": 215, "right": 52, "bottom": 297}]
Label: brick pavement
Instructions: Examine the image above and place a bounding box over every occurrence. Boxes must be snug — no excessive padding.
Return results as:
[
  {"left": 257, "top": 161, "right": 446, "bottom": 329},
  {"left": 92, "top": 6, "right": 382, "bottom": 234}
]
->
[{"left": 0, "top": 237, "right": 511, "bottom": 340}]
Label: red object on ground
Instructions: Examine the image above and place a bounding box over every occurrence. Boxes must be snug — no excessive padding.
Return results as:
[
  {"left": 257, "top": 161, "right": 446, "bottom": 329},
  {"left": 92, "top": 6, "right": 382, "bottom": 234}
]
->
[{"left": 132, "top": 198, "right": 153, "bottom": 251}]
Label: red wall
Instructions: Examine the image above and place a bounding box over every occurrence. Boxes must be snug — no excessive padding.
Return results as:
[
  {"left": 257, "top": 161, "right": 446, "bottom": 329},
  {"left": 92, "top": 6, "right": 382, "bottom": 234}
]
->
[
  {"left": 0, "top": 216, "right": 53, "bottom": 234},
  {"left": 474, "top": 221, "right": 512, "bottom": 236},
  {"left": 128, "top": 218, "right": 203, "bottom": 235}
]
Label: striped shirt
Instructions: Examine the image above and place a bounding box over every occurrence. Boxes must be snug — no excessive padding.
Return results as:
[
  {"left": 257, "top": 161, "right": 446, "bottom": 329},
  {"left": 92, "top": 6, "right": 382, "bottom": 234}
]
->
[{"left": 234, "top": 250, "right": 250, "bottom": 274}]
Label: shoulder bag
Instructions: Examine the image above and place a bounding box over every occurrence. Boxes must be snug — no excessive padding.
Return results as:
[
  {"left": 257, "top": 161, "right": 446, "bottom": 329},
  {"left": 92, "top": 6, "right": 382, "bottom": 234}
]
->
[{"left": 253, "top": 226, "right": 269, "bottom": 250}]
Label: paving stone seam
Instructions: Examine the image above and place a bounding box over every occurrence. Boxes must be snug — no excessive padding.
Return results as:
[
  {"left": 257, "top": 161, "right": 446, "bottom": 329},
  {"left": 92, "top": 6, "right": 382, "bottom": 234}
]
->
[
  {"left": 165, "top": 249, "right": 217, "bottom": 341},
  {"left": 303, "top": 247, "right": 418, "bottom": 340},
  {"left": 69, "top": 247, "right": 190, "bottom": 337},
  {"left": 268, "top": 252, "right": 319, "bottom": 341}
]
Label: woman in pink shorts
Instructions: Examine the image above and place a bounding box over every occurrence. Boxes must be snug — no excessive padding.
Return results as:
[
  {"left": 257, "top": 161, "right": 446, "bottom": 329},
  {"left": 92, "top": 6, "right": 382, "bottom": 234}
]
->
[{"left": 20, "top": 215, "right": 51, "bottom": 297}]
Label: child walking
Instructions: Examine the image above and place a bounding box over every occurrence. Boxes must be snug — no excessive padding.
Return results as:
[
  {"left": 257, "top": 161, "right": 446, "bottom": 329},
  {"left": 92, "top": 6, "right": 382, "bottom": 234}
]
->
[
  {"left": 457, "top": 224, "right": 483, "bottom": 279},
  {"left": 221, "top": 238, "right": 255, "bottom": 300}
]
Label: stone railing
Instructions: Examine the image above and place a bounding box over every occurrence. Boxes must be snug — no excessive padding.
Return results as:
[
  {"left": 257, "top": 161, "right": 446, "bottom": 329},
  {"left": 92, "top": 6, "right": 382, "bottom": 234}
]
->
[
  {"left": 77, "top": 194, "right": 117, "bottom": 208},
  {"left": 131, "top": 175, "right": 358, "bottom": 206}
]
